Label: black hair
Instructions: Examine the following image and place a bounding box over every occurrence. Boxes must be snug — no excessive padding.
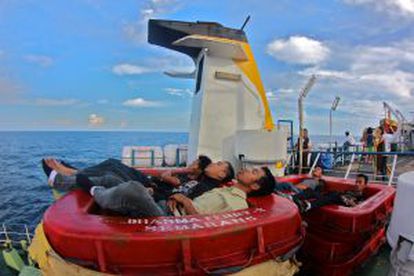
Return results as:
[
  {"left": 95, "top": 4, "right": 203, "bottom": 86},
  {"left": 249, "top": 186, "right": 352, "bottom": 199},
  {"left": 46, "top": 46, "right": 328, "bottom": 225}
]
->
[
  {"left": 356, "top": 174, "right": 368, "bottom": 184},
  {"left": 248, "top": 167, "right": 276, "bottom": 197},
  {"left": 345, "top": 131, "right": 350, "bottom": 136},
  {"left": 367, "top": 127, "right": 373, "bottom": 134},
  {"left": 222, "top": 161, "right": 235, "bottom": 183},
  {"left": 314, "top": 166, "right": 324, "bottom": 173},
  {"left": 197, "top": 155, "right": 212, "bottom": 172}
]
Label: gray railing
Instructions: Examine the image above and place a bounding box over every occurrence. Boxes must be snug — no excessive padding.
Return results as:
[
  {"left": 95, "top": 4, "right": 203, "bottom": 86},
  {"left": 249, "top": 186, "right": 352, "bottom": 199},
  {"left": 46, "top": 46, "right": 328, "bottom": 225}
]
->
[{"left": 289, "top": 150, "right": 414, "bottom": 186}]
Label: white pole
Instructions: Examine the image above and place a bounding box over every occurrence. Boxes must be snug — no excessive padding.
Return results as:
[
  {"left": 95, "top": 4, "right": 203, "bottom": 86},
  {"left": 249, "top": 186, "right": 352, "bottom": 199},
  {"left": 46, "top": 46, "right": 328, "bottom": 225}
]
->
[
  {"left": 298, "top": 99, "right": 304, "bottom": 174},
  {"left": 329, "top": 109, "right": 333, "bottom": 150},
  {"left": 388, "top": 155, "right": 398, "bottom": 186},
  {"left": 344, "top": 153, "right": 356, "bottom": 179}
]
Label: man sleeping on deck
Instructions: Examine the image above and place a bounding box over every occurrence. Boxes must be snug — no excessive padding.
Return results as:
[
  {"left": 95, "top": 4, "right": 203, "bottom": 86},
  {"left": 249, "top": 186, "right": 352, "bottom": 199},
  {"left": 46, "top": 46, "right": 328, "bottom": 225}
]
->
[{"left": 42, "top": 158, "right": 275, "bottom": 216}]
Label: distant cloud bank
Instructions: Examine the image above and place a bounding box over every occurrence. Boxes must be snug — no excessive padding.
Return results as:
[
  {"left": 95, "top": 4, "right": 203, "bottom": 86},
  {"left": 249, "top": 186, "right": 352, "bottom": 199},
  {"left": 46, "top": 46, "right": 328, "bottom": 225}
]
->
[{"left": 122, "top": 97, "right": 162, "bottom": 107}]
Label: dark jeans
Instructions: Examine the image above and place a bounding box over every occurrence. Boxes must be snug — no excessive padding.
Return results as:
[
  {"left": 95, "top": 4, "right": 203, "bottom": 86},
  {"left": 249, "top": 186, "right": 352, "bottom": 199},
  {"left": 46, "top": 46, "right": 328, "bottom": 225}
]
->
[
  {"left": 377, "top": 155, "right": 388, "bottom": 180},
  {"left": 76, "top": 158, "right": 153, "bottom": 190},
  {"left": 293, "top": 188, "right": 342, "bottom": 210},
  {"left": 93, "top": 181, "right": 165, "bottom": 217},
  {"left": 57, "top": 159, "right": 167, "bottom": 217},
  {"left": 274, "top": 182, "right": 301, "bottom": 193}
]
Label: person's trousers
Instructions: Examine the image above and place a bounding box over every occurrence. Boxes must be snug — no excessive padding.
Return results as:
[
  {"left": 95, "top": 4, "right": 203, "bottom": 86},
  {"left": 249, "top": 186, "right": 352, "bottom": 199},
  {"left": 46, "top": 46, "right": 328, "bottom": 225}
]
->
[
  {"left": 292, "top": 189, "right": 342, "bottom": 210},
  {"left": 55, "top": 158, "right": 152, "bottom": 191},
  {"left": 93, "top": 181, "right": 165, "bottom": 217}
]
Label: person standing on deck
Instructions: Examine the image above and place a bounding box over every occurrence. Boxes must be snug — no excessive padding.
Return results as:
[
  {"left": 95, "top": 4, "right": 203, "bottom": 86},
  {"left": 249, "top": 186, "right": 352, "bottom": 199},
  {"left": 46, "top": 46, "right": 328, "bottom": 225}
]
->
[
  {"left": 375, "top": 127, "right": 387, "bottom": 180},
  {"left": 295, "top": 128, "right": 312, "bottom": 170},
  {"left": 365, "top": 127, "right": 375, "bottom": 163},
  {"left": 343, "top": 131, "right": 356, "bottom": 151}
]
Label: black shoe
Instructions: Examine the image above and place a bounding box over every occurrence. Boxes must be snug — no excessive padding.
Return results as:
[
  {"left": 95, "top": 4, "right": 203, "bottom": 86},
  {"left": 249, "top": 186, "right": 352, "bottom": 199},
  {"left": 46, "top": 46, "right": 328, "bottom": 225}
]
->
[
  {"left": 41, "top": 159, "right": 52, "bottom": 177},
  {"left": 293, "top": 197, "right": 310, "bottom": 213}
]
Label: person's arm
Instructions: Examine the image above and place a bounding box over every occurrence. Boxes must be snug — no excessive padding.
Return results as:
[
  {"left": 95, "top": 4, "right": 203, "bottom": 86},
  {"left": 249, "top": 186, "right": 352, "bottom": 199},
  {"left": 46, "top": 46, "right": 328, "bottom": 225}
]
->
[
  {"left": 161, "top": 167, "right": 195, "bottom": 187},
  {"left": 169, "top": 193, "right": 199, "bottom": 215},
  {"left": 160, "top": 171, "right": 181, "bottom": 187}
]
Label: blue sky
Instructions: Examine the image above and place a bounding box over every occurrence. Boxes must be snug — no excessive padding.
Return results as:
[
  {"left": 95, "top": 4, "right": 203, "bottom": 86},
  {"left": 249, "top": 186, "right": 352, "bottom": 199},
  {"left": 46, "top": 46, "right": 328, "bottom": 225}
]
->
[{"left": 0, "top": 0, "right": 413, "bottom": 134}]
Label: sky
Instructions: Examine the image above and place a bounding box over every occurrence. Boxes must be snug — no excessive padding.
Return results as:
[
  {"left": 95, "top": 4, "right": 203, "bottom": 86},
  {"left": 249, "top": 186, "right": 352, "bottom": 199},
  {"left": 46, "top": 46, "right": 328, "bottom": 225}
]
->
[{"left": 0, "top": 0, "right": 413, "bottom": 134}]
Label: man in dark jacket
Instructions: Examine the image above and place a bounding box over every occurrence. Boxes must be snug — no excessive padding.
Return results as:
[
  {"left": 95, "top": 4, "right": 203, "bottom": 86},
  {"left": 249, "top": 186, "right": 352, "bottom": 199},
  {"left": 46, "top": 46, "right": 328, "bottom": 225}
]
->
[{"left": 290, "top": 174, "right": 368, "bottom": 213}]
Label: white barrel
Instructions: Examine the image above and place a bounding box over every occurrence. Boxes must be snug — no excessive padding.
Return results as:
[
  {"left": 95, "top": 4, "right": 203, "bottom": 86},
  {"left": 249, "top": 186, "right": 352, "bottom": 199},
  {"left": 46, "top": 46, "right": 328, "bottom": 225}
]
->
[
  {"left": 163, "top": 144, "right": 188, "bottom": 167},
  {"left": 388, "top": 237, "right": 414, "bottom": 276},
  {"left": 121, "top": 146, "right": 163, "bottom": 167},
  {"left": 387, "top": 171, "right": 414, "bottom": 249}
]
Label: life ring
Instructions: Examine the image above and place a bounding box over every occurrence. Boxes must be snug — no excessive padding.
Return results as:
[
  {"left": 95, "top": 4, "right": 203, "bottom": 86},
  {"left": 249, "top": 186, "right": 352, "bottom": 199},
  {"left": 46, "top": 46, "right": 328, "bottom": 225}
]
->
[{"left": 42, "top": 189, "right": 304, "bottom": 274}]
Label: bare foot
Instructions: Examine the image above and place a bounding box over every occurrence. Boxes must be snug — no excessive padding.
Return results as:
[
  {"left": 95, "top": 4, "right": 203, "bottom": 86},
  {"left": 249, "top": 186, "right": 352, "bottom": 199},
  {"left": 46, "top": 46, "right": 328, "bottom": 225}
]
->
[
  {"left": 46, "top": 158, "right": 77, "bottom": 176},
  {"left": 53, "top": 159, "right": 78, "bottom": 176}
]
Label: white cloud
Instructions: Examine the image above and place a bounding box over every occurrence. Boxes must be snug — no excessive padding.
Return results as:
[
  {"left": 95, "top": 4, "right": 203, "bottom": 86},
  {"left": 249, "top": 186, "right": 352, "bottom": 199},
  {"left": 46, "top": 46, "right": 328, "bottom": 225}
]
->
[
  {"left": 123, "top": 97, "right": 162, "bottom": 107},
  {"left": 343, "top": 0, "right": 414, "bottom": 17},
  {"left": 165, "top": 87, "right": 193, "bottom": 97},
  {"left": 34, "top": 98, "right": 79, "bottom": 106},
  {"left": 123, "top": 0, "right": 178, "bottom": 44},
  {"left": 112, "top": 63, "right": 152, "bottom": 75},
  {"left": 88, "top": 114, "right": 105, "bottom": 126},
  {"left": 299, "top": 40, "right": 414, "bottom": 99},
  {"left": 24, "top": 54, "right": 54, "bottom": 67},
  {"left": 267, "top": 36, "right": 330, "bottom": 65},
  {"left": 264, "top": 39, "right": 414, "bottom": 135}
]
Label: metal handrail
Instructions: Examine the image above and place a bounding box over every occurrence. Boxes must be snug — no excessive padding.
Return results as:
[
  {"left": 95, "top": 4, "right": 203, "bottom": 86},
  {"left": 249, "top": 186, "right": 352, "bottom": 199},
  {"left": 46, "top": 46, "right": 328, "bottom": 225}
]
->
[
  {"left": 303, "top": 149, "right": 412, "bottom": 186},
  {"left": 297, "top": 150, "right": 414, "bottom": 156}
]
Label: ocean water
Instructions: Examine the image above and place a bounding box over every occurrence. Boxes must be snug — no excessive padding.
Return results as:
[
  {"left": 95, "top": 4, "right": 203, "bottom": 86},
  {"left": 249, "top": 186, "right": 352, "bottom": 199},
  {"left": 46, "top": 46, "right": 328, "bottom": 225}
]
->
[
  {"left": 0, "top": 131, "right": 188, "bottom": 227},
  {"left": 0, "top": 131, "right": 344, "bottom": 227}
]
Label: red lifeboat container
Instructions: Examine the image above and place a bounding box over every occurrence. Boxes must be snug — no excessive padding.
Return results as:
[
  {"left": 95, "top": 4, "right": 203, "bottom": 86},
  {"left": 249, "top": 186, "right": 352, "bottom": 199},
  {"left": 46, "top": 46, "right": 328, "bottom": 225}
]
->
[
  {"left": 278, "top": 174, "right": 395, "bottom": 276},
  {"left": 278, "top": 175, "right": 395, "bottom": 234},
  {"left": 42, "top": 188, "right": 304, "bottom": 275}
]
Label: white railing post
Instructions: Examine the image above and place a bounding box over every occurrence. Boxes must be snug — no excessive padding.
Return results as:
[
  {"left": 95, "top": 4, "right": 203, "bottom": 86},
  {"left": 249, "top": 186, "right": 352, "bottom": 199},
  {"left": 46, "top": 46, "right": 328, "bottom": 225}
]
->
[
  {"left": 308, "top": 152, "right": 321, "bottom": 176},
  {"left": 344, "top": 153, "right": 356, "bottom": 179},
  {"left": 388, "top": 155, "right": 398, "bottom": 186}
]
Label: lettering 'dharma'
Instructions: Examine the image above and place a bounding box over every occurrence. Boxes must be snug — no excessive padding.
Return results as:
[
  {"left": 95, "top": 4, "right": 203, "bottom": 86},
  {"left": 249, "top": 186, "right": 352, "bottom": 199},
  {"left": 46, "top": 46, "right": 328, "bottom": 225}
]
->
[
  {"left": 143, "top": 216, "right": 257, "bottom": 232},
  {"left": 125, "top": 208, "right": 267, "bottom": 226}
]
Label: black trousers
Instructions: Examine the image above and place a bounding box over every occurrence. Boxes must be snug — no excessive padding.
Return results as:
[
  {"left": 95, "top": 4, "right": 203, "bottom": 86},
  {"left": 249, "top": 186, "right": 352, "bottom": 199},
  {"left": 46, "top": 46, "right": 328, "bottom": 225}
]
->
[{"left": 293, "top": 188, "right": 342, "bottom": 210}]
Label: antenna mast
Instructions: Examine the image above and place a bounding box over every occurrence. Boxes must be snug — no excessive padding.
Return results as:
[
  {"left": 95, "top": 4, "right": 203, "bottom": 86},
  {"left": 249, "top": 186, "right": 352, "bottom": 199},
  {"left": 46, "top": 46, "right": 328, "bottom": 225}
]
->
[{"left": 240, "top": 15, "right": 251, "bottom": 31}]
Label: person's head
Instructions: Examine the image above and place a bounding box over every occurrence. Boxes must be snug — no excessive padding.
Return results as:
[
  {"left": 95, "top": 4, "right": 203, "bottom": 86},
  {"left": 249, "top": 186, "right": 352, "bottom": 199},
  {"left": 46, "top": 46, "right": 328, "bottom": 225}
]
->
[
  {"left": 188, "top": 155, "right": 212, "bottom": 177},
  {"left": 236, "top": 167, "right": 276, "bottom": 197},
  {"left": 367, "top": 127, "right": 373, "bottom": 135},
  {"left": 303, "top": 128, "right": 309, "bottom": 137},
  {"left": 204, "top": 160, "right": 234, "bottom": 182},
  {"left": 355, "top": 174, "right": 368, "bottom": 192},
  {"left": 345, "top": 131, "right": 350, "bottom": 136},
  {"left": 312, "top": 166, "right": 323, "bottom": 178}
]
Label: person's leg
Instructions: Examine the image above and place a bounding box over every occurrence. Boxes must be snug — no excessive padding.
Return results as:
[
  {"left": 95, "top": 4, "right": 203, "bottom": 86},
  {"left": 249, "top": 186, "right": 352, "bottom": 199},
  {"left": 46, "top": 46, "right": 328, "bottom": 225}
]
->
[
  {"left": 93, "top": 181, "right": 165, "bottom": 217},
  {"left": 309, "top": 192, "right": 342, "bottom": 209},
  {"left": 76, "top": 172, "right": 126, "bottom": 191},
  {"left": 80, "top": 158, "right": 153, "bottom": 186},
  {"left": 293, "top": 188, "right": 320, "bottom": 201},
  {"left": 274, "top": 182, "right": 301, "bottom": 193},
  {"left": 293, "top": 191, "right": 341, "bottom": 213},
  {"left": 381, "top": 156, "right": 388, "bottom": 181},
  {"left": 46, "top": 159, "right": 77, "bottom": 176}
]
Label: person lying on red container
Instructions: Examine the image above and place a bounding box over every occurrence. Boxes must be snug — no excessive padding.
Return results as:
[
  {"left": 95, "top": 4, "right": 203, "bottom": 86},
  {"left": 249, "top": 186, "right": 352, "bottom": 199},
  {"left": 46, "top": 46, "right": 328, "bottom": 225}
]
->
[
  {"left": 42, "top": 155, "right": 226, "bottom": 202},
  {"left": 168, "top": 167, "right": 276, "bottom": 216},
  {"left": 288, "top": 174, "right": 368, "bottom": 213},
  {"left": 42, "top": 158, "right": 275, "bottom": 216},
  {"left": 274, "top": 166, "right": 326, "bottom": 195},
  {"left": 298, "top": 166, "right": 326, "bottom": 191}
]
